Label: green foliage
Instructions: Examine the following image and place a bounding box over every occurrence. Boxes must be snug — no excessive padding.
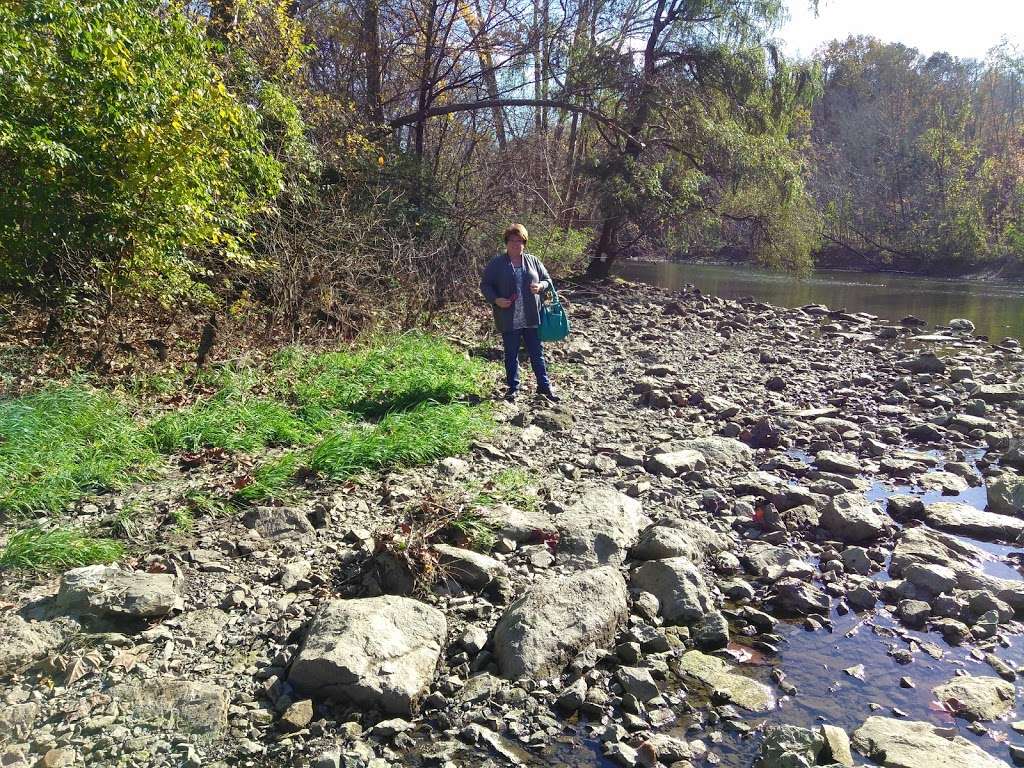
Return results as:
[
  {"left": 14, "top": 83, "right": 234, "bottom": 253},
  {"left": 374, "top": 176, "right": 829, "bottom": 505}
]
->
[
  {"left": 448, "top": 513, "right": 498, "bottom": 552},
  {"left": 149, "top": 392, "right": 314, "bottom": 453},
  {"left": 0, "top": 385, "right": 157, "bottom": 515},
  {"left": 0, "top": 0, "right": 282, "bottom": 307},
  {"left": 291, "top": 332, "right": 490, "bottom": 421},
  {"left": 0, "top": 526, "right": 124, "bottom": 570},
  {"left": 469, "top": 467, "right": 539, "bottom": 512},
  {"left": 233, "top": 450, "right": 309, "bottom": 503},
  {"left": 311, "top": 403, "right": 491, "bottom": 479},
  {"left": 522, "top": 221, "right": 593, "bottom": 276}
]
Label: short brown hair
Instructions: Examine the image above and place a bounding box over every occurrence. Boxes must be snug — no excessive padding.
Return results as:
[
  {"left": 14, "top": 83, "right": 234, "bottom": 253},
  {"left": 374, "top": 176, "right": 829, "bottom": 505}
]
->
[{"left": 503, "top": 223, "right": 528, "bottom": 243}]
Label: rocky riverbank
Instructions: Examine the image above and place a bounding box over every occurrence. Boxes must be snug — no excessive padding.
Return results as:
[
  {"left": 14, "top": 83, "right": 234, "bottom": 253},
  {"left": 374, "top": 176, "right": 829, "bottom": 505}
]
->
[{"left": 4, "top": 278, "right": 1024, "bottom": 768}]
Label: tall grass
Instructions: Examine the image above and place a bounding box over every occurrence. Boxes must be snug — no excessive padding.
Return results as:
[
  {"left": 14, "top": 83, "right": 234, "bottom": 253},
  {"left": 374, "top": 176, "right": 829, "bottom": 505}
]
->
[
  {"left": 149, "top": 393, "right": 314, "bottom": 452},
  {"left": 291, "top": 332, "right": 490, "bottom": 420},
  {"left": 311, "top": 403, "right": 491, "bottom": 478},
  {"left": 0, "top": 526, "right": 124, "bottom": 570},
  {"left": 0, "top": 385, "right": 158, "bottom": 514},
  {"left": 1, "top": 334, "right": 494, "bottom": 515}
]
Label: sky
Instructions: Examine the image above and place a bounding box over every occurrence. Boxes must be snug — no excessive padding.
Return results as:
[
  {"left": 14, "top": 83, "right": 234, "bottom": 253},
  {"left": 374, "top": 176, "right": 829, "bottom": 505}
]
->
[{"left": 778, "top": 0, "right": 1024, "bottom": 61}]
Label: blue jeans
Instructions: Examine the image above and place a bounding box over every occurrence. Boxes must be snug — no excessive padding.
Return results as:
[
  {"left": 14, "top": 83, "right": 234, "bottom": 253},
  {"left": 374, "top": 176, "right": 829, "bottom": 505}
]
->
[{"left": 502, "top": 327, "right": 550, "bottom": 392}]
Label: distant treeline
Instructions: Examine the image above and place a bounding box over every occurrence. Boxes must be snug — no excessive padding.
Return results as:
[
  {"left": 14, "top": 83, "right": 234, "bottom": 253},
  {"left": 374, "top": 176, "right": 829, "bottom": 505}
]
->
[
  {"left": 1, "top": 1, "right": 1021, "bottom": 366},
  {"left": 809, "top": 37, "right": 1024, "bottom": 274}
]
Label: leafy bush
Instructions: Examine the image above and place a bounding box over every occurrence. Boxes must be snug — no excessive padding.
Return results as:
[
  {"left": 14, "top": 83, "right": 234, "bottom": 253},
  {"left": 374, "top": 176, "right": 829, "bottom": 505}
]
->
[
  {"left": 0, "top": 385, "right": 157, "bottom": 514},
  {"left": 0, "top": 0, "right": 281, "bottom": 309}
]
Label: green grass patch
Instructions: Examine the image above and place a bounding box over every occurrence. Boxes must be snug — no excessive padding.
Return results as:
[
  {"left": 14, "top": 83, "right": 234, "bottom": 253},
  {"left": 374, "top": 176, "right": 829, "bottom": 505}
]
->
[
  {"left": 448, "top": 512, "right": 498, "bottom": 552},
  {"left": 291, "top": 332, "right": 490, "bottom": 421},
  {"left": 0, "top": 526, "right": 124, "bottom": 570},
  {"left": 470, "top": 467, "right": 539, "bottom": 511},
  {"left": 311, "top": 403, "right": 491, "bottom": 478},
  {"left": 148, "top": 392, "right": 315, "bottom": 453},
  {"left": 233, "top": 451, "right": 310, "bottom": 504},
  {"left": 0, "top": 385, "right": 158, "bottom": 515}
]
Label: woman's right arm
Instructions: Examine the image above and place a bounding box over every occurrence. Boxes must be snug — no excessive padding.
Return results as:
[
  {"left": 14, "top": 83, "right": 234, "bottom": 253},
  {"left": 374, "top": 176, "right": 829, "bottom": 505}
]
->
[{"left": 480, "top": 258, "right": 499, "bottom": 304}]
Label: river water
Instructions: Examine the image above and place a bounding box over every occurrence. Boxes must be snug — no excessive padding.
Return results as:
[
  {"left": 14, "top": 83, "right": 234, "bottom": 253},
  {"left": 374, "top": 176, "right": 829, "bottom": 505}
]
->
[{"left": 617, "top": 261, "right": 1024, "bottom": 344}]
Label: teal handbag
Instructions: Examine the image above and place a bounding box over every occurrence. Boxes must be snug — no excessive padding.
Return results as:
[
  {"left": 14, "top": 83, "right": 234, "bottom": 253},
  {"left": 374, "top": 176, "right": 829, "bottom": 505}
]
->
[{"left": 539, "top": 283, "right": 570, "bottom": 342}]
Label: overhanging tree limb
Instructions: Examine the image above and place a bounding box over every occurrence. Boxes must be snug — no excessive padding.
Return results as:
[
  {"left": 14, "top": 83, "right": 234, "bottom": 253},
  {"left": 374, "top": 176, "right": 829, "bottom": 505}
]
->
[{"left": 388, "top": 98, "right": 643, "bottom": 146}]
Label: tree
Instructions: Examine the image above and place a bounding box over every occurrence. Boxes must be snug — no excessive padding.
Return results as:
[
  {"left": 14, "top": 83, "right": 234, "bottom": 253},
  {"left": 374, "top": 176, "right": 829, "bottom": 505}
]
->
[{"left": 0, "top": 0, "right": 282, "bottom": 354}]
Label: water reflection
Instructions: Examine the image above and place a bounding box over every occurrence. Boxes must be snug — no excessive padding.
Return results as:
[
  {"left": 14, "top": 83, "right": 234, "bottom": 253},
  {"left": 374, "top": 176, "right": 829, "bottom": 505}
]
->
[{"left": 618, "top": 261, "right": 1024, "bottom": 343}]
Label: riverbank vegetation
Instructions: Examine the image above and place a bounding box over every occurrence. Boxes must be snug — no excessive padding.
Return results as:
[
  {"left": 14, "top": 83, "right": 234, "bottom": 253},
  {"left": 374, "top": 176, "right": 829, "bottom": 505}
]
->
[{"left": 1, "top": 0, "right": 1022, "bottom": 379}]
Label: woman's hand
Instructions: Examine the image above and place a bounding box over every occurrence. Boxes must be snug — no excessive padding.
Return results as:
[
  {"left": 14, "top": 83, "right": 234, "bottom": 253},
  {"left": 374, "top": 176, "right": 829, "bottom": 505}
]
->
[
  {"left": 529, "top": 282, "right": 542, "bottom": 294},
  {"left": 495, "top": 297, "right": 513, "bottom": 308}
]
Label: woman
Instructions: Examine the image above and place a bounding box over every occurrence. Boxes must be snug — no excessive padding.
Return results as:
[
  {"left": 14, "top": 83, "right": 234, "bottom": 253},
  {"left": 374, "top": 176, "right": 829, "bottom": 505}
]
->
[{"left": 479, "top": 223, "right": 560, "bottom": 402}]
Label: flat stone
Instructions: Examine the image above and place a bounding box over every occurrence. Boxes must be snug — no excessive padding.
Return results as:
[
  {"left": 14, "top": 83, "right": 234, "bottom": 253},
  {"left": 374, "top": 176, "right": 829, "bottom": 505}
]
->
[
  {"left": 289, "top": 596, "right": 447, "bottom": 714},
  {"left": 644, "top": 449, "right": 707, "bottom": 477},
  {"left": 924, "top": 502, "right": 1024, "bottom": 542},
  {"left": 57, "top": 565, "right": 180, "bottom": 618},
  {"left": 759, "top": 724, "right": 824, "bottom": 768},
  {"left": 974, "top": 385, "right": 1024, "bottom": 404},
  {"left": 493, "top": 567, "right": 628, "bottom": 680},
  {"left": 240, "top": 506, "right": 314, "bottom": 541},
  {"left": 678, "top": 437, "right": 754, "bottom": 467},
  {"left": 932, "top": 675, "right": 1015, "bottom": 721},
  {"left": 814, "top": 451, "right": 862, "bottom": 476},
  {"left": 630, "top": 557, "right": 713, "bottom": 624},
  {"left": 0, "top": 703, "right": 38, "bottom": 743},
  {"left": 852, "top": 716, "right": 1009, "bottom": 768},
  {"left": 555, "top": 487, "right": 651, "bottom": 569},
  {"left": 630, "top": 523, "right": 730, "bottom": 565},
  {"left": 110, "top": 678, "right": 229, "bottom": 740},
  {"left": 820, "top": 493, "right": 890, "bottom": 543},
  {"left": 676, "top": 650, "right": 774, "bottom": 712},
  {"left": 279, "top": 699, "right": 314, "bottom": 733},
  {"left": 0, "top": 615, "right": 74, "bottom": 675},
  {"left": 743, "top": 543, "right": 812, "bottom": 581}
]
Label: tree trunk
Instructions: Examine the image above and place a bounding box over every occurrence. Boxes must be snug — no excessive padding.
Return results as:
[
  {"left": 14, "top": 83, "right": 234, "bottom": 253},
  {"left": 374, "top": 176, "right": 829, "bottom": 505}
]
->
[
  {"left": 414, "top": 0, "right": 440, "bottom": 158},
  {"left": 364, "top": 0, "right": 385, "bottom": 125},
  {"left": 208, "top": 0, "right": 236, "bottom": 40}
]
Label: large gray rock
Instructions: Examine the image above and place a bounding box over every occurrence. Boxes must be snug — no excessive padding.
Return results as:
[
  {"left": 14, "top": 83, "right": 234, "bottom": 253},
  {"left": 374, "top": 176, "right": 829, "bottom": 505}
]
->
[
  {"left": 814, "top": 451, "right": 862, "bottom": 476},
  {"left": 57, "top": 565, "right": 180, "bottom": 618},
  {"left": 493, "top": 567, "right": 628, "bottom": 680},
  {"left": 901, "top": 562, "right": 958, "bottom": 597},
  {"left": 743, "top": 543, "right": 813, "bottom": 581},
  {"left": 974, "top": 384, "right": 1024, "bottom": 404},
  {"left": 758, "top": 724, "right": 824, "bottom": 768},
  {"left": 289, "top": 596, "right": 446, "bottom": 713},
  {"left": 0, "top": 615, "right": 74, "bottom": 676},
  {"left": 0, "top": 703, "right": 38, "bottom": 743},
  {"left": 630, "top": 522, "right": 730, "bottom": 565},
  {"left": 109, "top": 678, "right": 229, "bottom": 740},
  {"left": 932, "top": 675, "right": 1015, "bottom": 721},
  {"left": 851, "top": 716, "right": 1009, "bottom": 768},
  {"left": 644, "top": 449, "right": 706, "bottom": 477},
  {"left": 630, "top": 557, "right": 713, "bottom": 624},
  {"left": 820, "top": 494, "right": 890, "bottom": 543},
  {"left": 771, "top": 578, "right": 830, "bottom": 616},
  {"left": 924, "top": 502, "right": 1024, "bottom": 542},
  {"left": 987, "top": 474, "right": 1024, "bottom": 516},
  {"left": 675, "top": 650, "right": 774, "bottom": 712},
  {"left": 555, "top": 488, "right": 650, "bottom": 569},
  {"left": 679, "top": 437, "right": 754, "bottom": 467},
  {"left": 241, "top": 506, "right": 314, "bottom": 541},
  {"left": 889, "top": 526, "right": 984, "bottom": 578}
]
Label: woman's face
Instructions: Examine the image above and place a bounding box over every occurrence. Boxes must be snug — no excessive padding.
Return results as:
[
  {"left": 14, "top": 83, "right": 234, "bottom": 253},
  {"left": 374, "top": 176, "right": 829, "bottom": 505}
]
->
[{"left": 506, "top": 234, "right": 525, "bottom": 258}]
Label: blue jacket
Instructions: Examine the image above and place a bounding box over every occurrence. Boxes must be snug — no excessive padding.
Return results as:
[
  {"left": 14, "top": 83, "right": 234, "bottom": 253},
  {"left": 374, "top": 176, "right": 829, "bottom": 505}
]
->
[{"left": 479, "top": 252, "right": 553, "bottom": 332}]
